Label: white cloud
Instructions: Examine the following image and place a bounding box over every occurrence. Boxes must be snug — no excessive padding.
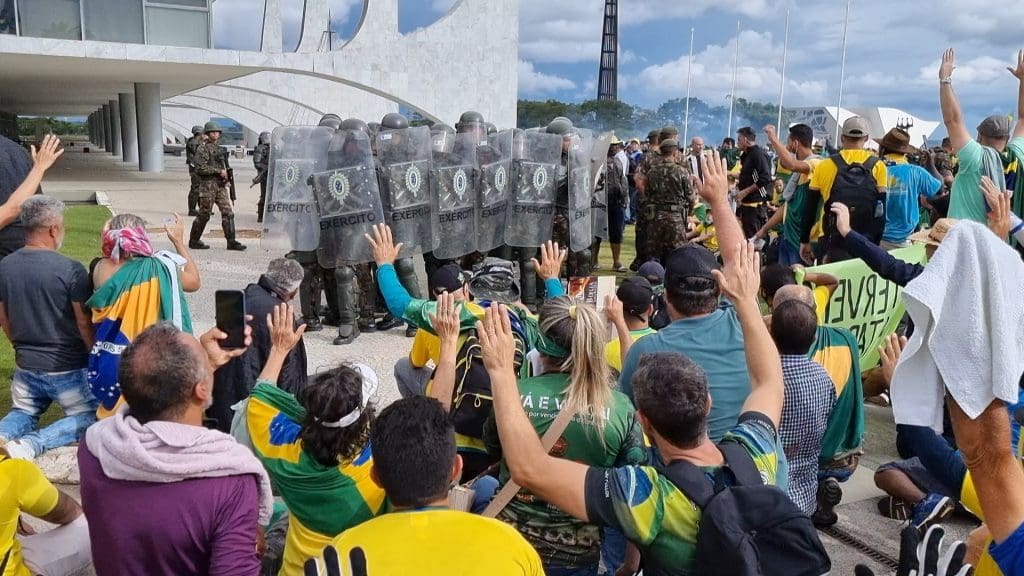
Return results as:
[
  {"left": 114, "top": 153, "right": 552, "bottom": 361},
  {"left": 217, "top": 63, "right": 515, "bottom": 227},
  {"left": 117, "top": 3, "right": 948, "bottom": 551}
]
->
[{"left": 518, "top": 60, "right": 577, "bottom": 96}]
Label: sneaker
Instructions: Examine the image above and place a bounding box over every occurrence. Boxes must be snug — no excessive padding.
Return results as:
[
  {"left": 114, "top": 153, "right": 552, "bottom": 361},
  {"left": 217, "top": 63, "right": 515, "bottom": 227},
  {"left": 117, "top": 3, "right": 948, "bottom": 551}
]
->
[
  {"left": 376, "top": 313, "right": 402, "bottom": 331},
  {"left": 3, "top": 439, "right": 36, "bottom": 461},
  {"left": 877, "top": 496, "right": 911, "bottom": 521},
  {"left": 811, "top": 477, "right": 843, "bottom": 528},
  {"left": 911, "top": 494, "right": 954, "bottom": 531}
]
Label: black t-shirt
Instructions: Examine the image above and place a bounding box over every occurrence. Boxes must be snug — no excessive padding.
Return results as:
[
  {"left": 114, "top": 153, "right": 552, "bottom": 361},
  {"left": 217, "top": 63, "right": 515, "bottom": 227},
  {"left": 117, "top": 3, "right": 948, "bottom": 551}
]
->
[
  {"left": 738, "top": 146, "right": 772, "bottom": 202},
  {"left": 0, "top": 136, "right": 39, "bottom": 257},
  {"left": 0, "top": 248, "right": 91, "bottom": 371}
]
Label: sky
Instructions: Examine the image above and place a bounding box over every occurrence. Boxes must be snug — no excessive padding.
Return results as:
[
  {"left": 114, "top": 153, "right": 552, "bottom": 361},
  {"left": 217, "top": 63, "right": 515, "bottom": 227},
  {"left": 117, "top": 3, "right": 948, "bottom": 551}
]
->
[{"left": 210, "top": 0, "right": 1024, "bottom": 132}]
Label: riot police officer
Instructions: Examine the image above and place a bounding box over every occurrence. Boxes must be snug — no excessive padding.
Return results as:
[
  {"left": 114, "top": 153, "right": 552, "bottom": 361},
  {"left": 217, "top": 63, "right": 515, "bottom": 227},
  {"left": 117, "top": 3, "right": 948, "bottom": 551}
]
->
[
  {"left": 547, "top": 117, "right": 591, "bottom": 278},
  {"left": 253, "top": 131, "right": 271, "bottom": 223}
]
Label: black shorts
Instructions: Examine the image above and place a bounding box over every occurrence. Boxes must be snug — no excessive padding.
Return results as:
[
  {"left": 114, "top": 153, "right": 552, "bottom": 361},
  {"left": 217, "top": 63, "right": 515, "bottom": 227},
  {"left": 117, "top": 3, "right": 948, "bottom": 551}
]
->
[{"left": 608, "top": 201, "right": 626, "bottom": 244}]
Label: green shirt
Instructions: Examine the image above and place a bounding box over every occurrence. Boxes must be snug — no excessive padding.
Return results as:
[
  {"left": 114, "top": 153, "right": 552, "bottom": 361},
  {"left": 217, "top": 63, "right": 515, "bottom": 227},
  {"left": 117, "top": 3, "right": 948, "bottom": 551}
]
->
[
  {"left": 781, "top": 157, "right": 822, "bottom": 248},
  {"left": 482, "top": 373, "right": 647, "bottom": 567},
  {"left": 949, "top": 139, "right": 1004, "bottom": 224}
]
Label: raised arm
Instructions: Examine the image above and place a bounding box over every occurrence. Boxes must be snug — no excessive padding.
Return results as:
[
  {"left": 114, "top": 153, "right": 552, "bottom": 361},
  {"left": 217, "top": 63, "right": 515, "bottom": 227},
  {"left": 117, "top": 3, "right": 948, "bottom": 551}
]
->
[
  {"left": 1009, "top": 50, "right": 1024, "bottom": 139},
  {"left": 939, "top": 48, "right": 972, "bottom": 153},
  {"left": 426, "top": 292, "right": 461, "bottom": 412},
  {"left": 164, "top": 214, "right": 200, "bottom": 292},
  {"left": 764, "top": 125, "right": 811, "bottom": 174},
  {"left": 367, "top": 223, "right": 413, "bottom": 319},
  {"left": 0, "top": 135, "right": 63, "bottom": 229},
  {"left": 604, "top": 295, "right": 632, "bottom": 369},
  {"left": 713, "top": 242, "right": 784, "bottom": 427},
  {"left": 698, "top": 151, "right": 744, "bottom": 266},
  {"left": 256, "top": 303, "right": 306, "bottom": 386}
]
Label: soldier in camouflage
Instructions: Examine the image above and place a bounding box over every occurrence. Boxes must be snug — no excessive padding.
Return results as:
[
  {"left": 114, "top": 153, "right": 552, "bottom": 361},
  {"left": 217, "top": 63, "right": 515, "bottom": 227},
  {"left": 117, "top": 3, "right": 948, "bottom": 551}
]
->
[
  {"left": 185, "top": 125, "right": 204, "bottom": 216},
  {"left": 631, "top": 129, "right": 663, "bottom": 269},
  {"left": 252, "top": 131, "right": 271, "bottom": 223},
  {"left": 188, "top": 122, "right": 246, "bottom": 251},
  {"left": 643, "top": 138, "right": 698, "bottom": 264}
]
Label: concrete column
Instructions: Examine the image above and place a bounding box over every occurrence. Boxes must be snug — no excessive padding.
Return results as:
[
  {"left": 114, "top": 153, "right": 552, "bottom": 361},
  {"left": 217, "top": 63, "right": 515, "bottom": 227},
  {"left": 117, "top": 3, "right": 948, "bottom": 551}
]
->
[
  {"left": 108, "top": 99, "right": 123, "bottom": 157},
  {"left": 119, "top": 93, "right": 138, "bottom": 164},
  {"left": 135, "top": 82, "right": 164, "bottom": 173},
  {"left": 99, "top": 107, "right": 109, "bottom": 150},
  {"left": 102, "top": 105, "right": 113, "bottom": 152}
]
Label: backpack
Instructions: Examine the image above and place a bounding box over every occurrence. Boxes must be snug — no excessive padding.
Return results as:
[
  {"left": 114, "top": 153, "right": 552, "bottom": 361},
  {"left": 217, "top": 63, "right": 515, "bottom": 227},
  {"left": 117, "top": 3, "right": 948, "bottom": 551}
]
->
[
  {"left": 823, "top": 154, "right": 885, "bottom": 244},
  {"left": 447, "top": 328, "right": 525, "bottom": 440},
  {"left": 662, "top": 441, "right": 831, "bottom": 576}
]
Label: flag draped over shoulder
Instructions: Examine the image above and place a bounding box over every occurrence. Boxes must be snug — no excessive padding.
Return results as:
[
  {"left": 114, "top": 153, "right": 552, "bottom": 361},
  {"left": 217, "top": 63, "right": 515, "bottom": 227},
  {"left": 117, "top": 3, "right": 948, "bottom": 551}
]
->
[
  {"left": 86, "top": 256, "right": 192, "bottom": 417},
  {"left": 246, "top": 382, "right": 385, "bottom": 573}
]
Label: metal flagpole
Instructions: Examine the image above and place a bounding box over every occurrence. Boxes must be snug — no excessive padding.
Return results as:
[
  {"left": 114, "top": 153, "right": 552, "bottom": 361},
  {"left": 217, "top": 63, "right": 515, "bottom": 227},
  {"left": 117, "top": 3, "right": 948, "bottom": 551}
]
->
[
  {"left": 684, "top": 27, "right": 695, "bottom": 146},
  {"left": 835, "top": 0, "right": 851, "bottom": 144},
  {"left": 726, "top": 21, "right": 740, "bottom": 138},
  {"left": 776, "top": 10, "right": 790, "bottom": 135}
]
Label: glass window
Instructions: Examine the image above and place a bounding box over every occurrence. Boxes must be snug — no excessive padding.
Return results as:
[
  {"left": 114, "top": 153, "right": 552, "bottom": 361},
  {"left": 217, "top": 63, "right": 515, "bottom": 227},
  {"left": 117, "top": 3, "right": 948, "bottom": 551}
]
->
[
  {"left": 0, "top": 0, "right": 16, "bottom": 35},
  {"left": 146, "top": 6, "right": 208, "bottom": 47},
  {"left": 84, "top": 0, "right": 144, "bottom": 43},
  {"left": 18, "top": 0, "right": 82, "bottom": 40},
  {"left": 211, "top": 0, "right": 263, "bottom": 50},
  {"left": 147, "top": 0, "right": 207, "bottom": 7}
]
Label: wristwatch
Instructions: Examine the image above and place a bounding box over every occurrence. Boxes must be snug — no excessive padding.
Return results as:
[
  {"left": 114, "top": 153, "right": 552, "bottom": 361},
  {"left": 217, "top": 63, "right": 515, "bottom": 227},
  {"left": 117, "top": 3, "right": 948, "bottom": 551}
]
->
[{"left": 940, "top": 77, "right": 952, "bottom": 85}]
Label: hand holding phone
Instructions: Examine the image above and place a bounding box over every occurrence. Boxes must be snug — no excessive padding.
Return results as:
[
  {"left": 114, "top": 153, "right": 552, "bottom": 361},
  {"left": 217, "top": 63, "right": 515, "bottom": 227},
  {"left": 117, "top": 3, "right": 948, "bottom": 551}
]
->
[{"left": 215, "top": 290, "right": 247, "bottom": 349}]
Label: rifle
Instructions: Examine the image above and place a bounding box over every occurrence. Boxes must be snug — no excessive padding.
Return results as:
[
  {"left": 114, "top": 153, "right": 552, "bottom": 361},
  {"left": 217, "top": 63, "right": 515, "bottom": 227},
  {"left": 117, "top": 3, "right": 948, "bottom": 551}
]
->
[{"left": 227, "top": 168, "right": 237, "bottom": 202}]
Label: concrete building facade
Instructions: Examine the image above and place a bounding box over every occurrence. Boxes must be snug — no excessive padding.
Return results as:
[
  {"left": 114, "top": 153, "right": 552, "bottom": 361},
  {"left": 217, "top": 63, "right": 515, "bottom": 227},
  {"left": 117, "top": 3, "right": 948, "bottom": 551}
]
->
[{"left": 0, "top": 0, "right": 518, "bottom": 171}]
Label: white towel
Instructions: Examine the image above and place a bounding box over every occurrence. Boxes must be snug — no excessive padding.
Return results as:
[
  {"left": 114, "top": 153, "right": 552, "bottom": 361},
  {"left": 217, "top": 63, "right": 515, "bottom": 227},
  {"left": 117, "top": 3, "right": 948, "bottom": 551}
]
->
[{"left": 891, "top": 220, "right": 1024, "bottom": 432}]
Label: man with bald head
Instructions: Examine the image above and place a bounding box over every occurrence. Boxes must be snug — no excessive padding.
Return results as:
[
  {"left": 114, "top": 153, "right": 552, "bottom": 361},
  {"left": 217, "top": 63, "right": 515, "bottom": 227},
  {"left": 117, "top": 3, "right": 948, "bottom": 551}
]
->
[{"left": 773, "top": 284, "right": 863, "bottom": 527}]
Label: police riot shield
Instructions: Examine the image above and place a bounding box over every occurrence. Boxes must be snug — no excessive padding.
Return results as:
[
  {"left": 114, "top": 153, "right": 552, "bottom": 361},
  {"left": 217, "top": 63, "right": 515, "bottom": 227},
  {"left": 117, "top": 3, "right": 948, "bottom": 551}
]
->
[
  {"left": 313, "top": 130, "right": 384, "bottom": 267},
  {"left": 262, "top": 126, "right": 333, "bottom": 252},
  {"left": 431, "top": 133, "right": 478, "bottom": 260},
  {"left": 590, "top": 133, "right": 614, "bottom": 241},
  {"left": 506, "top": 131, "right": 562, "bottom": 248},
  {"left": 476, "top": 130, "right": 513, "bottom": 253},
  {"left": 376, "top": 126, "right": 434, "bottom": 257},
  {"left": 568, "top": 129, "right": 595, "bottom": 253}
]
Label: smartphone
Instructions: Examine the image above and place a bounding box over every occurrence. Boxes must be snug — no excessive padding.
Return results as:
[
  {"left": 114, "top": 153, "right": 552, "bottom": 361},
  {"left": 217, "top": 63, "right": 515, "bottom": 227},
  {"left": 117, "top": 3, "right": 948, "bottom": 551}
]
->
[{"left": 215, "top": 290, "right": 247, "bottom": 349}]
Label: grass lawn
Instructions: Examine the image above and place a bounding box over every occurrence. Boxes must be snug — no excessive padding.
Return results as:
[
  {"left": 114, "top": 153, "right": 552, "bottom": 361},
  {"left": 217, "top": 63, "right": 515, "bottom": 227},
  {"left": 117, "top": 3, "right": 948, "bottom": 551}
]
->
[
  {"left": 0, "top": 205, "right": 109, "bottom": 426},
  {"left": 594, "top": 222, "right": 638, "bottom": 280}
]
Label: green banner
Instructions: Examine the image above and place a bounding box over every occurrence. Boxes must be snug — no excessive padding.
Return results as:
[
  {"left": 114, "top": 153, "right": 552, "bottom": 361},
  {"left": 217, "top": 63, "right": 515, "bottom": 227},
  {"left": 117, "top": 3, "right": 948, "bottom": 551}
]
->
[{"left": 802, "top": 244, "right": 927, "bottom": 371}]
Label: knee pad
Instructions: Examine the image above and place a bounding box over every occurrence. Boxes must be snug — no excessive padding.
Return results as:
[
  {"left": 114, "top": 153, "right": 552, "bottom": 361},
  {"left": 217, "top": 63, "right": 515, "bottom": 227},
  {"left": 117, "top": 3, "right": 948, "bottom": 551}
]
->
[{"left": 334, "top": 266, "right": 356, "bottom": 286}]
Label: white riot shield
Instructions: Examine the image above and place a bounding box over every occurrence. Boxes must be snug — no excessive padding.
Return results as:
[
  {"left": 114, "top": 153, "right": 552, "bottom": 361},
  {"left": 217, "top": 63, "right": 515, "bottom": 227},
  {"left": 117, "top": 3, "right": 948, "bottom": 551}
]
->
[
  {"left": 590, "top": 133, "right": 614, "bottom": 241},
  {"left": 431, "top": 133, "right": 478, "bottom": 260},
  {"left": 506, "top": 131, "right": 562, "bottom": 248},
  {"left": 314, "top": 131, "right": 383, "bottom": 267},
  {"left": 568, "top": 129, "right": 594, "bottom": 253},
  {"left": 262, "top": 126, "right": 333, "bottom": 252},
  {"left": 377, "top": 126, "right": 434, "bottom": 257},
  {"left": 476, "top": 130, "right": 513, "bottom": 253}
]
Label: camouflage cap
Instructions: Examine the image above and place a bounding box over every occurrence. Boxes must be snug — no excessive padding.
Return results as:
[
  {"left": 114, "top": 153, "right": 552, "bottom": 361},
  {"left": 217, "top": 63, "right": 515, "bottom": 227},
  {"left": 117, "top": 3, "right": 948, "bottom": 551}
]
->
[
  {"left": 660, "top": 126, "right": 680, "bottom": 141},
  {"left": 647, "top": 129, "right": 661, "bottom": 143},
  {"left": 659, "top": 138, "right": 680, "bottom": 153}
]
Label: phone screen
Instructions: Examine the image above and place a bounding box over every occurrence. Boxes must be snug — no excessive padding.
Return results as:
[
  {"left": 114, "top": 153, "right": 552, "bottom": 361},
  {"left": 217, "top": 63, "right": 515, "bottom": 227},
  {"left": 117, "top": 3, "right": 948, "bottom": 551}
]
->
[{"left": 215, "top": 290, "right": 247, "bottom": 349}]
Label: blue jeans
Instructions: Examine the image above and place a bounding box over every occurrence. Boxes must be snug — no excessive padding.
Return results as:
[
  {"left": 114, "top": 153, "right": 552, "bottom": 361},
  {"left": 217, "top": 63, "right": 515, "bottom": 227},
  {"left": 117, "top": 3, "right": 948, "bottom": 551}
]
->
[
  {"left": 471, "top": 475, "right": 500, "bottom": 514},
  {"left": 546, "top": 564, "right": 599, "bottom": 576},
  {"left": 896, "top": 424, "right": 967, "bottom": 496},
  {"left": 0, "top": 368, "right": 96, "bottom": 457},
  {"left": 600, "top": 527, "right": 627, "bottom": 574},
  {"left": 777, "top": 238, "right": 804, "bottom": 266}
]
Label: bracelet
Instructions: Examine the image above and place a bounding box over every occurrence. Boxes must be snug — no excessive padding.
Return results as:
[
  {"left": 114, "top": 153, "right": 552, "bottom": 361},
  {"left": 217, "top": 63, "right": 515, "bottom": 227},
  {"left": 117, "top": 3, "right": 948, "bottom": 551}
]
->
[{"left": 940, "top": 77, "right": 952, "bottom": 85}]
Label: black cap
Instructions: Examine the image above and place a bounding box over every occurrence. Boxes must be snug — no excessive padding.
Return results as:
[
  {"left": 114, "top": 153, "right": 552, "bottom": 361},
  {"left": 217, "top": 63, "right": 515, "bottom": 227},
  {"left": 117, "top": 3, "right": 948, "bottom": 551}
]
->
[
  {"left": 617, "top": 277, "right": 655, "bottom": 317},
  {"left": 429, "top": 263, "right": 467, "bottom": 296},
  {"left": 665, "top": 244, "right": 720, "bottom": 285},
  {"left": 637, "top": 261, "right": 665, "bottom": 285}
]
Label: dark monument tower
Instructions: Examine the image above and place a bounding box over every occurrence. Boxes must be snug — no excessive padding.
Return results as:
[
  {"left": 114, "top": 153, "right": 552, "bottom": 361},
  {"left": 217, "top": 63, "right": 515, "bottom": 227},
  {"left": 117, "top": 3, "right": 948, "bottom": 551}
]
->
[{"left": 597, "top": 0, "right": 618, "bottom": 101}]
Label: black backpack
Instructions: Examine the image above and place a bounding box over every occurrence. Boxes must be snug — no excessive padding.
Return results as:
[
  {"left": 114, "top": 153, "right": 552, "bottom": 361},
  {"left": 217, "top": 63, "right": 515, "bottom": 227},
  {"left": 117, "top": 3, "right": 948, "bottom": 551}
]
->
[
  {"left": 662, "top": 441, "right": 831, "bottom": 576},
  {"left": 823, "top": 154, "right": 885, "bottom": 244},
  {"left": 447, "top": 329, "right": 524, "bottom": 440}
]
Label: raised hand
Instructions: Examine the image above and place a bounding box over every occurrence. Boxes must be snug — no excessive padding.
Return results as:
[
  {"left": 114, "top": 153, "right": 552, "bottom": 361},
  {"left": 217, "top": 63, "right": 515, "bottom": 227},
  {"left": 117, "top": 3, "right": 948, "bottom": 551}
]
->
[
  {"left": 604, "top": 294, "right": 625, "bottom": 326},
  {"left": 428, "top": 291, "right": 462, "bottom": 345},
  {"left": 266, "top": 303, "right": 306, "bottom": 353},
  {"left": 1007, "top": 49, "right": 1024, "bottom": 80},
  {"left": 365, "top": 223, "right": 403, "bottom": 266},
  {"left": 697, "top": 150, "right": 729, "bottom": 205},
  {"left": 981, "top": 176, "right": 1012, "bottom": 240},
  {"left": 164, "top": 213, "right": 185, "bottom": 245},
  {"left": 712, "top": 241, "right": 761, "bottom": 304},
  {"left": 476, "top": 304, "right": 516, "bottom": 376},
  {"left": 763, "top": 124, "right": 778, "bottom": 141},
  {"left": 530, "top": 240, "right": 567, "bottom": 281},
  {"left": 939, "top": 48, "right": 956, "bottom": 80},
  {"left": 878, "top": 333, "right": 908, "bottom": 387},
  {"left": 31, "top": 134, "right": 64, "bottom": 172}
]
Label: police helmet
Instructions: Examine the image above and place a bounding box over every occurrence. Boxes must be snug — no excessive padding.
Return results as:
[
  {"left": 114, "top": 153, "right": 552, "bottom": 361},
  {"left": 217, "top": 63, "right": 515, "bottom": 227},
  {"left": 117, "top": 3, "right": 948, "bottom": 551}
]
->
[{"left": 380, "top": 113, "right": 409, "bottom": 131}]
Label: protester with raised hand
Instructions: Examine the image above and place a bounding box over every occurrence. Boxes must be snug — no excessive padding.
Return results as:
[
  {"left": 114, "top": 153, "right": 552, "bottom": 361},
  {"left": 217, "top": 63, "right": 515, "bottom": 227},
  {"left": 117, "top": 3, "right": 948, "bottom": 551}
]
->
[
  {"left": 480, "top": 295, "right": 646, "bottom": 576},
  {"left": 617, "top": 152, "right": 755, "bottom": 441},
  {"left": 0, "top": 134, "right": 63, "bottom": 260},
  {"left": 245, "top": 303, "right": 385, "bottom": 576},
  {"left": 479, "top": 240, "right": 813, "bottom": 576}
]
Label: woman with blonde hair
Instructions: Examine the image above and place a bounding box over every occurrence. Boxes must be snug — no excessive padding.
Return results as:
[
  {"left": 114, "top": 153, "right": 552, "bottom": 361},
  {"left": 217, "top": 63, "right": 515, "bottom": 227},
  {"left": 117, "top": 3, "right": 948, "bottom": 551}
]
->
[{"left": 482, "top": 295, "right": 646, "bottom": 576}]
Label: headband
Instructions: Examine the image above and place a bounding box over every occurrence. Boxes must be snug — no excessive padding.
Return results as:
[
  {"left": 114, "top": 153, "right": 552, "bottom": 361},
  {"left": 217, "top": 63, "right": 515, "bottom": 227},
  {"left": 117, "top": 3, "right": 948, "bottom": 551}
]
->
[
  {"left": 535, "top": 331, "right": 569, "bottom": 359},
  {"left": 102, "top": 226, "right": 154, "bottom": 263},
  {"left": 314, "top": 364, "right": 379, "bottom": 429}
]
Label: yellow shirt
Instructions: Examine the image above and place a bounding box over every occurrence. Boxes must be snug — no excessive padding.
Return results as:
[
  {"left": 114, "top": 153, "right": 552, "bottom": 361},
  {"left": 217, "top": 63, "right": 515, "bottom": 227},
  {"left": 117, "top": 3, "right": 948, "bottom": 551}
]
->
[
  {"left": 409, "top": 330, "right": 441, "bottom": 368},
  {"left": 808, "top": 150, "right": 888, "bottom": 241},
  {"left": 330, "top": 508, "right": 544, "bottom": 575},
  {"left": 1, "top": 457, "right": 60, "bottom": 576},
  {"left": 604, "top": 327, "right": 657, "bottom": 372}
]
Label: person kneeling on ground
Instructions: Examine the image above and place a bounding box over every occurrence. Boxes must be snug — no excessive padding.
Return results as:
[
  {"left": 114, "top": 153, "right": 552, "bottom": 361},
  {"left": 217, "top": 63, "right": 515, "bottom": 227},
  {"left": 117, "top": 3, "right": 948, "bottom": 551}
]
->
[
  {"left": 0, "top": 444, "right": 92, "bottom": 576},
  {"left": 243, "top": 303, "right": 385, "bottom": 575},
  {"left": 0, "top": 196, "right": 96, "bottom": 460},
  {"left": 307, "top": 396, "right": 543, "bottom": 575},
  {"left": 78, "top": 322, "right": 274, "bottom": 576}
]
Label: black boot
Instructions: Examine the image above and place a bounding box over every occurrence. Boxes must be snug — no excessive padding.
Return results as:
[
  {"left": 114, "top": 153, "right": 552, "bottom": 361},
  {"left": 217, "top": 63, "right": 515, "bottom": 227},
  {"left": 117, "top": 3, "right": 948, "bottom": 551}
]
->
[
  {"left": 375, "top": 313, "right": 402, "bottom": 331},
  {"left": 333, "top": 324, "right": 360, "bottom": 346},
  {"left": 223, "top": 217, "right": 247, "bottom": 251},
  {"left": 189, "top": 218, "right": 209, "bottom": 250}
]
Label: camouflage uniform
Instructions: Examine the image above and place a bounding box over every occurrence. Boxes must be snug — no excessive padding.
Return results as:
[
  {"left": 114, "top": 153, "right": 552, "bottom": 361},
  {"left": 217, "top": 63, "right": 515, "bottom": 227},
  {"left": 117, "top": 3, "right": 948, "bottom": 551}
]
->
[
  {"left": 633, "top": 149, "right": 664, "bottom": 265},
  {"left": 644, "top": 158, "right": 697, "bottom": 264},
  {"left": 186, "top": 135, "right": 202, "bottom": 215},
  {"left": 189, "top": 140, "right": 244, "bottom": 249}
]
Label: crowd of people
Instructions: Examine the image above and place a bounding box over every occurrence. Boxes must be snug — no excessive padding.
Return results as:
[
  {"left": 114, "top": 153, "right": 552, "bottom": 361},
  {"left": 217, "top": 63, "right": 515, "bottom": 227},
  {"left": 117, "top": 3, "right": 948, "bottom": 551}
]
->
[{"left": 0, "top": 47, "right": 1023, "bottom": 576}]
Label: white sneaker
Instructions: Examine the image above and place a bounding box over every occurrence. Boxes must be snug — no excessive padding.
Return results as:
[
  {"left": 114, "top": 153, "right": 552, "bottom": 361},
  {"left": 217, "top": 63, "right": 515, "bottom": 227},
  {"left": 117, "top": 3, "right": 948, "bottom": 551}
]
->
[{"left": 3, "top": 440, "right": 36, "bottom": 461}]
